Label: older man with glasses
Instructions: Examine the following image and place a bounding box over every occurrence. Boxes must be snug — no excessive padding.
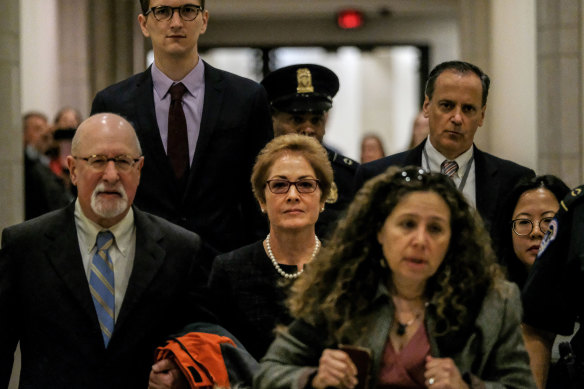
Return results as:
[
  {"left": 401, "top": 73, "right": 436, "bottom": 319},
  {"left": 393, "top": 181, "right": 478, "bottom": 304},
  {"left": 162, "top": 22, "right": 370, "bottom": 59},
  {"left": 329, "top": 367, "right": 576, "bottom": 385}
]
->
[
  {"left": 0, "top": 113, "right": 215, "bottom": 388},
  {"left": 91, "top": 0, "right": 273, "bottom": 256}
]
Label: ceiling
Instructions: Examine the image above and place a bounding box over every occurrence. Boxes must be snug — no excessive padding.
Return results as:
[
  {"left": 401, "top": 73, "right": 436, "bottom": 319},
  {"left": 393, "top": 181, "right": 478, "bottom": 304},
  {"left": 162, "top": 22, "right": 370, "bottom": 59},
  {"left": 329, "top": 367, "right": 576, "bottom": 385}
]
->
[{"left": 208, "top": 0, "right": 459, "bottom": 19}]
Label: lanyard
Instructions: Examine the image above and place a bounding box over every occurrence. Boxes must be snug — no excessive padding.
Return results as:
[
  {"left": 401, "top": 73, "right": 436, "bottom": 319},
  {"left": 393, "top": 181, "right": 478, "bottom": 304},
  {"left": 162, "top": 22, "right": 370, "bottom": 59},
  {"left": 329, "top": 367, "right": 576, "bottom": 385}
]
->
[{"left": 422, "top": 148, "right": 474, "bottom": 192}]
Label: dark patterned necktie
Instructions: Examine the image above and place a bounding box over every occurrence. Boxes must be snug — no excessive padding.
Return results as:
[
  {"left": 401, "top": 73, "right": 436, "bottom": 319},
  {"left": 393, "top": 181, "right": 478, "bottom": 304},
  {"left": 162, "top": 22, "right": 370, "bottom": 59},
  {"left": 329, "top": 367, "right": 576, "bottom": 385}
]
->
[
  {"left": 90, "top": 231, "right": 115, "bottom": 347},
  {"left": 441, "top": 160, "right": 459, "bottom": 178},
  {"left": 167, "top": 83, "right": 189, "bottom": 180}
]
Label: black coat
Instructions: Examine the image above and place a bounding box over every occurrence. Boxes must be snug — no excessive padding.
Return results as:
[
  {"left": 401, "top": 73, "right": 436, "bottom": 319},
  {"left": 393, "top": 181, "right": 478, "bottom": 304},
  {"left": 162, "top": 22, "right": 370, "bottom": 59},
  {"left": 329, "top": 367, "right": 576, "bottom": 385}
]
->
[
  {"left": 0, "top": 204, "right": 214, "bottom": 389},
  {"left": 208, "top": 241, "right": 296, "bottom": 360},
  {"left": 354, "top": 139, "right": 535, "bottom": 234},
  {"left": 91, "top": 62, "right": 273, "bottom": 253}
]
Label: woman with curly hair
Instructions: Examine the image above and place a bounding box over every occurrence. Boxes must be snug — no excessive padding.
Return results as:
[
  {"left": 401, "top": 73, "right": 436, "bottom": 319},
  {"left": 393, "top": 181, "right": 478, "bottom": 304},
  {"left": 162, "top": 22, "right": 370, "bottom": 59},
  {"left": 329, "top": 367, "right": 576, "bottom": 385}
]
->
[{"left": 254, "top": 166, "right": 535, "bottom": 389}]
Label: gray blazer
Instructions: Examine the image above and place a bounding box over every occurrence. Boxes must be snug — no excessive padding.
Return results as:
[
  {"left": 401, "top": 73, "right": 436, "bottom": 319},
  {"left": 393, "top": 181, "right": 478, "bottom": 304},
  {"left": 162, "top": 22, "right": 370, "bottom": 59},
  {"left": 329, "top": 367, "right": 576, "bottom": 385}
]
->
[{"left": 254, "top": 280, "right": 535, "bottom": 389}]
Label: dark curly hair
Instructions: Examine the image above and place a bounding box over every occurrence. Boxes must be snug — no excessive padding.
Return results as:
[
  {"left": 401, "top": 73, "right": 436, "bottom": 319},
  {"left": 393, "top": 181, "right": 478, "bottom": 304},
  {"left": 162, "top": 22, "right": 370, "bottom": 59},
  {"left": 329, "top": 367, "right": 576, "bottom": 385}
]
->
[
  {"left": 289, "top": 166, "right": 502, "bottom": 343},
  {"left": 493, "top": 175, "right": 569, "bottom": 288}
]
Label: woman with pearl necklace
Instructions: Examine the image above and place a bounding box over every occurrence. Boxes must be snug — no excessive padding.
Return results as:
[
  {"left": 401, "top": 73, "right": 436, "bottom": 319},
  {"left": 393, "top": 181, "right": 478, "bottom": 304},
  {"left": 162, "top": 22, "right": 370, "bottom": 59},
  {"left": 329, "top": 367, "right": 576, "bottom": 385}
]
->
[{"left": 207, "top": 134, "right": 334, "bottom": 360}]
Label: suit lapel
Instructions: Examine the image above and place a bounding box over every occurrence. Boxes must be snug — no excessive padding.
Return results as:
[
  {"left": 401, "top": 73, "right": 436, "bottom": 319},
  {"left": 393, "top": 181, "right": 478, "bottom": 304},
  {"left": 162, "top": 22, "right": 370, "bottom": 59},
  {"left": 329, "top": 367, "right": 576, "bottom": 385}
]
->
[
  {"left": 185, "top": 62, "right": 224, "bottom": 195},
  {"left": 405, "top": 139, "right": 426, "bottom": 166},
  {"left": 45, "top": 205, "right": 98, "bottom": 323},
  {"left": 115, "top": 208, "right": 166, "bottom": 331},
  {"left": 133, "top": 68, "right": 178, "bottom": 187},
  {"left": 473, "top": 146, "right": 498, "bottom": 226}
]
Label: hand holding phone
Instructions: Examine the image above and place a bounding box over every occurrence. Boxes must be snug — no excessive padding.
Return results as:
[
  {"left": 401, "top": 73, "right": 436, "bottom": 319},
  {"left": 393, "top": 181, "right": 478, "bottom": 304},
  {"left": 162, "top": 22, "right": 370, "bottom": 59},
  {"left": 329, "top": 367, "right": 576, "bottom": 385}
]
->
[{"left": 338, "top": 344, "right": 372, "bottom": 389}]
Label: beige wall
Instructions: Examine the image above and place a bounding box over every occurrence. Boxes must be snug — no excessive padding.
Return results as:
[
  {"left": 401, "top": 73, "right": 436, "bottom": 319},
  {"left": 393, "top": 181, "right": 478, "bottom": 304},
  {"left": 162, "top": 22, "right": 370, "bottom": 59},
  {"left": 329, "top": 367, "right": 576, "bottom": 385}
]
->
[
  {"left": 489, "top": 0, "right": 537, "bottom": 170},
  {"left": 4, "top": 2, "right": 22, "bottom": 387},
  {"left": 536, "top": 0, "right": 583, "bottom": 187},
  {"left": 20, "top": 0, "right": 59, "bottom": 116},
  {"left": 2, "top": 0, "right": 23, "bottom": 232}
]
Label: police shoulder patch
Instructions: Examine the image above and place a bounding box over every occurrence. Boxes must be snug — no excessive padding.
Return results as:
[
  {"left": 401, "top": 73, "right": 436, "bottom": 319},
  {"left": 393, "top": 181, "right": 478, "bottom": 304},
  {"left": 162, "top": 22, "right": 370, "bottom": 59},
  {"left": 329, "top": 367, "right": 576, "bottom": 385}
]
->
[
  {"left": 559, "top": 184, "right": 584, "bottom": 212},
  {"left": 341, "top": 156, "right": 358, "bottom": 168},
  {"left": 327, "top": 149, "right": 359, "bottom": 171},
  {"left": 538, "top": 218, "right": 558, "bottom": 257}
]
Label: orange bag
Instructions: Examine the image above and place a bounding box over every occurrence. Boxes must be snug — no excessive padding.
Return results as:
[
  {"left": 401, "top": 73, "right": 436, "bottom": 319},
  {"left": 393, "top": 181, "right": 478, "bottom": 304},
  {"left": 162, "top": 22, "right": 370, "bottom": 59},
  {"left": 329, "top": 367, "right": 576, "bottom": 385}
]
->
[{"left": 155, "top": 332, "right": 236, "bottom": 388}]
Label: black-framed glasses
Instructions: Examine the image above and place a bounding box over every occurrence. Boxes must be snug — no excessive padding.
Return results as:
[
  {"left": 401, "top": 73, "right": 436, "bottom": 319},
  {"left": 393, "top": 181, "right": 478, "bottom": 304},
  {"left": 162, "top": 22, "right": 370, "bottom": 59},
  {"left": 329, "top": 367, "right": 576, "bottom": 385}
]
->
[
  {"left": 144, "top": 4, "right": 203, "bottom": 21},
  {"left": 266, "top": 179, "right": 320, "bottom": 194},
  {"left": 511, "top": 217, "right": 554, "bottom": 236},
  {"left": 74, "top": 155, "right": 141, "bottom": 173}
]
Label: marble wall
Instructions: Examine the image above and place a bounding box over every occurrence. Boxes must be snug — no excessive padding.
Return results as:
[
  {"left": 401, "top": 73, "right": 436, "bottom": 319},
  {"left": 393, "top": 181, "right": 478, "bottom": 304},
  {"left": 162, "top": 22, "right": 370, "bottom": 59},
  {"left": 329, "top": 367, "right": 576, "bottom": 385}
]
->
[
  {"left": 537, "top": 0, "right": 583, "bottom": 187},
  {"left": 1, "top": 0, "right": 23, "bottom": 233}
]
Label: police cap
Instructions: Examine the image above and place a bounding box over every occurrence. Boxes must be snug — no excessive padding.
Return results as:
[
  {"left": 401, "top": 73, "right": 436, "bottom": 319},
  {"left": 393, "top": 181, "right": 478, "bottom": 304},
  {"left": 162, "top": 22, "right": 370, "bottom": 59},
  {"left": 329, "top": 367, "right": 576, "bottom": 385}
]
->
[{"left": 261, "top": 64, "right": 340, "bottom": 113}]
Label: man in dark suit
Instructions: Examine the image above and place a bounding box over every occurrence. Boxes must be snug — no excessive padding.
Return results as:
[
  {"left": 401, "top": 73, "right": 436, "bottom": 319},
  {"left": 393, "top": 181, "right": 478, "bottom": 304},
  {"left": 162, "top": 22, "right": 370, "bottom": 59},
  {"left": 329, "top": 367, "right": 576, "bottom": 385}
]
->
[
  {"left": 261, "top": 64, "right": 359, "bottom": 238},
  {"left": 354, "top": 61, "right": 535, "bottom": 233},
  {"left": 0, "top": 114, "right": 213, "bottom": 389},
  {"left": 91, "top": 0, "right": 272, "bottom": 254},
  {"left": 23, "top": 111, "right": 71, "bottom": 219}
]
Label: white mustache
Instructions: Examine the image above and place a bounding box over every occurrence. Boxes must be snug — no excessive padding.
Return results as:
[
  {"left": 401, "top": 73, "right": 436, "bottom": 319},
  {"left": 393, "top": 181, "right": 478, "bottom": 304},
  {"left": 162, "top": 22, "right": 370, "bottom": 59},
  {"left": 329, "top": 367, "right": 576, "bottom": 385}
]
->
[{"left": 92, "top": 182, "right": 128, "bottom": 201}]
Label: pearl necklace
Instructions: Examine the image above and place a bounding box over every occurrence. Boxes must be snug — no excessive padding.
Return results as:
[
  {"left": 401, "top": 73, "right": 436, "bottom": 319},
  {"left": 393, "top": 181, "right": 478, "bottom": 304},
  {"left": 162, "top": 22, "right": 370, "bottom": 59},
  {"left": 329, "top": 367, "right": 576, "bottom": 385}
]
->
[{"left": 265, "top": 233, "right": 320, "bottom": 279}]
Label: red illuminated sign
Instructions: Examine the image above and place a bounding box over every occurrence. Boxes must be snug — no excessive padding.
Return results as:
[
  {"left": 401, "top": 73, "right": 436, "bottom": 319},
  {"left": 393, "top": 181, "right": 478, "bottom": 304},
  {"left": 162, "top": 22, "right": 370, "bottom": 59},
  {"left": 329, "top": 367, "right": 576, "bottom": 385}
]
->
[{"left": 337, "top": 9, "right": 364, "bottom": 30}]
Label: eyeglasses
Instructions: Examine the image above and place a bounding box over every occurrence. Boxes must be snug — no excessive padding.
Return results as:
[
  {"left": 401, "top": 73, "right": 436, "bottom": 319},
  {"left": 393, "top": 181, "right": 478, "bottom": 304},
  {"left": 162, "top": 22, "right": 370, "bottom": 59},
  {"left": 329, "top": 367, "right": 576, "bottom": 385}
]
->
[
  {"left": 74, "top": 155, "right": 141, "bottom": 173},
  {"left": 511, "top": 217, "right": 554, "bottom": 236},
  {"left": 266, "top": 179, "right": 320, "bottom": 194},
  {"left": 144, "top": 4, "right": 203, "bottom": 21}
]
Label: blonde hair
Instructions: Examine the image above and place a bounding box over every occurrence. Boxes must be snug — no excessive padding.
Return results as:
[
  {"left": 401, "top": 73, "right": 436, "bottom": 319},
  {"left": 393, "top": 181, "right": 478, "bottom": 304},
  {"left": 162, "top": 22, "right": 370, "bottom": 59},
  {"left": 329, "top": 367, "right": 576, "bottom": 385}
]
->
[{"left": 251, "top": 134, "right": 333, "bottom": 204}]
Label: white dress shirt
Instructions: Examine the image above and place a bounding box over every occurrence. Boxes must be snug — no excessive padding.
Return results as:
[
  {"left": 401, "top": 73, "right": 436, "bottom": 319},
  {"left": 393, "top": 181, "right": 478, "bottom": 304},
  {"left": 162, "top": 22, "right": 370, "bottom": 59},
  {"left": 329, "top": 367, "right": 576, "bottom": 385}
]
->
[
  {"left": 74, "top": 199, "right": 136, "bottom": 321},
  {"left": 422, "top": 137, "right": 477, "bottom": 209}
]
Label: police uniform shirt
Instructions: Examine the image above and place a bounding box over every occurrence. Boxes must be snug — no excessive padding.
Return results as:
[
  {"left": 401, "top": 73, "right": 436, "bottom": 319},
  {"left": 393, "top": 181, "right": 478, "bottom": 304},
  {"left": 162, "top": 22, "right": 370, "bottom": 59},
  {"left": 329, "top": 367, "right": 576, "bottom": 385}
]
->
[
  {"left": 522, "top": 185, "right": 584, "bottom": 336},
  {"left": 316, "top": 147, "right": 358, "bottom": 239}
]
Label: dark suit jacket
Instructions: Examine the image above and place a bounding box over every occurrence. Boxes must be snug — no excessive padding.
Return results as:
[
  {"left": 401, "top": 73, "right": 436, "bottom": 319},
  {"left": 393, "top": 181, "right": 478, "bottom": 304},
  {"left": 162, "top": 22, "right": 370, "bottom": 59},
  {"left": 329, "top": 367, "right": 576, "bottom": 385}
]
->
[
  {"left": 354, "top": 139, "right": 536, "bottom": 233},
  {"left": 91, "top": 62, "right": 273, "bottom": 253},
  {"left": 24, "top": 153, "right": 71, "bottom": 220},
  {"left": 0, "top": 204, "right": 214, "bottom": 389},
  {"left": 208, "top": 241, "right": 295, "bottom": 360}
]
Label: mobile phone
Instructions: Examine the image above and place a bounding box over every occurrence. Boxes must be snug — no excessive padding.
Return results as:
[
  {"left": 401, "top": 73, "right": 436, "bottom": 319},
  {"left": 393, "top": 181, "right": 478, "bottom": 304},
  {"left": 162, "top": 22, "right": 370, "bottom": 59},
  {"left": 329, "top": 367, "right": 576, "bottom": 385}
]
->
[{"left": 338, "top": 344, "right": 372, "bottom": 389}]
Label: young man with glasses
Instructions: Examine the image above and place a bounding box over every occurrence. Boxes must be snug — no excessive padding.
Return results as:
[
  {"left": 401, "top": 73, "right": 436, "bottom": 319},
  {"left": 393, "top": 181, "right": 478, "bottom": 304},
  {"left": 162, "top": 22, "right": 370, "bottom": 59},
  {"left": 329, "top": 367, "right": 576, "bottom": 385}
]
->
[{"left": 91, "top": 0, "right": 273, "bottom": 255}]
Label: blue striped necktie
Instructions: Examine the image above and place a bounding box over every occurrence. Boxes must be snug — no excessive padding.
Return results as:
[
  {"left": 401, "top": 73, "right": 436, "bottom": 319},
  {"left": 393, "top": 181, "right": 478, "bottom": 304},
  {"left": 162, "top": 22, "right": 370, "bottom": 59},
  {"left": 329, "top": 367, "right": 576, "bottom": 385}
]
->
[
  {"left": 90, "top": 231, "right": 115, "bottom": 347},
  {"left": 441, "top": 160, "right": 459, "bottom": 178}
]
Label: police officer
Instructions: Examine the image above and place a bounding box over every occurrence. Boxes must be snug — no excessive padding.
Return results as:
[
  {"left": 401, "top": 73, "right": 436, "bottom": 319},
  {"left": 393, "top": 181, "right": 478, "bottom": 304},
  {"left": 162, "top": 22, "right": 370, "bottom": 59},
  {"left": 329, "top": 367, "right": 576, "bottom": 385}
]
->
[
  {"left": 261, "top": 64, "right": 359, "bottom": 238},
  {"left": 522, "top": 184, "right": 584, "bottom": 388}
]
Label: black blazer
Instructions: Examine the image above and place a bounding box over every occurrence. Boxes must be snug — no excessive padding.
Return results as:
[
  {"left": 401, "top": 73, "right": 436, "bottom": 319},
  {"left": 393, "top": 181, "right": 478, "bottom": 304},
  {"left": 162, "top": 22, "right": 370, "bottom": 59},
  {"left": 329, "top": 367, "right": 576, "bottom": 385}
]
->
[
  {"left": 354, "top": 140, "right": 536, "bottom": 233},
  {"left": 0, "top": 204, "right": 214, "bottom": 389},
  {"left": 208, "top": 240, "right": 297, "bottom": 360},
  {"left": 91, "top": 62, "right": 273, "bottom": 253}
]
